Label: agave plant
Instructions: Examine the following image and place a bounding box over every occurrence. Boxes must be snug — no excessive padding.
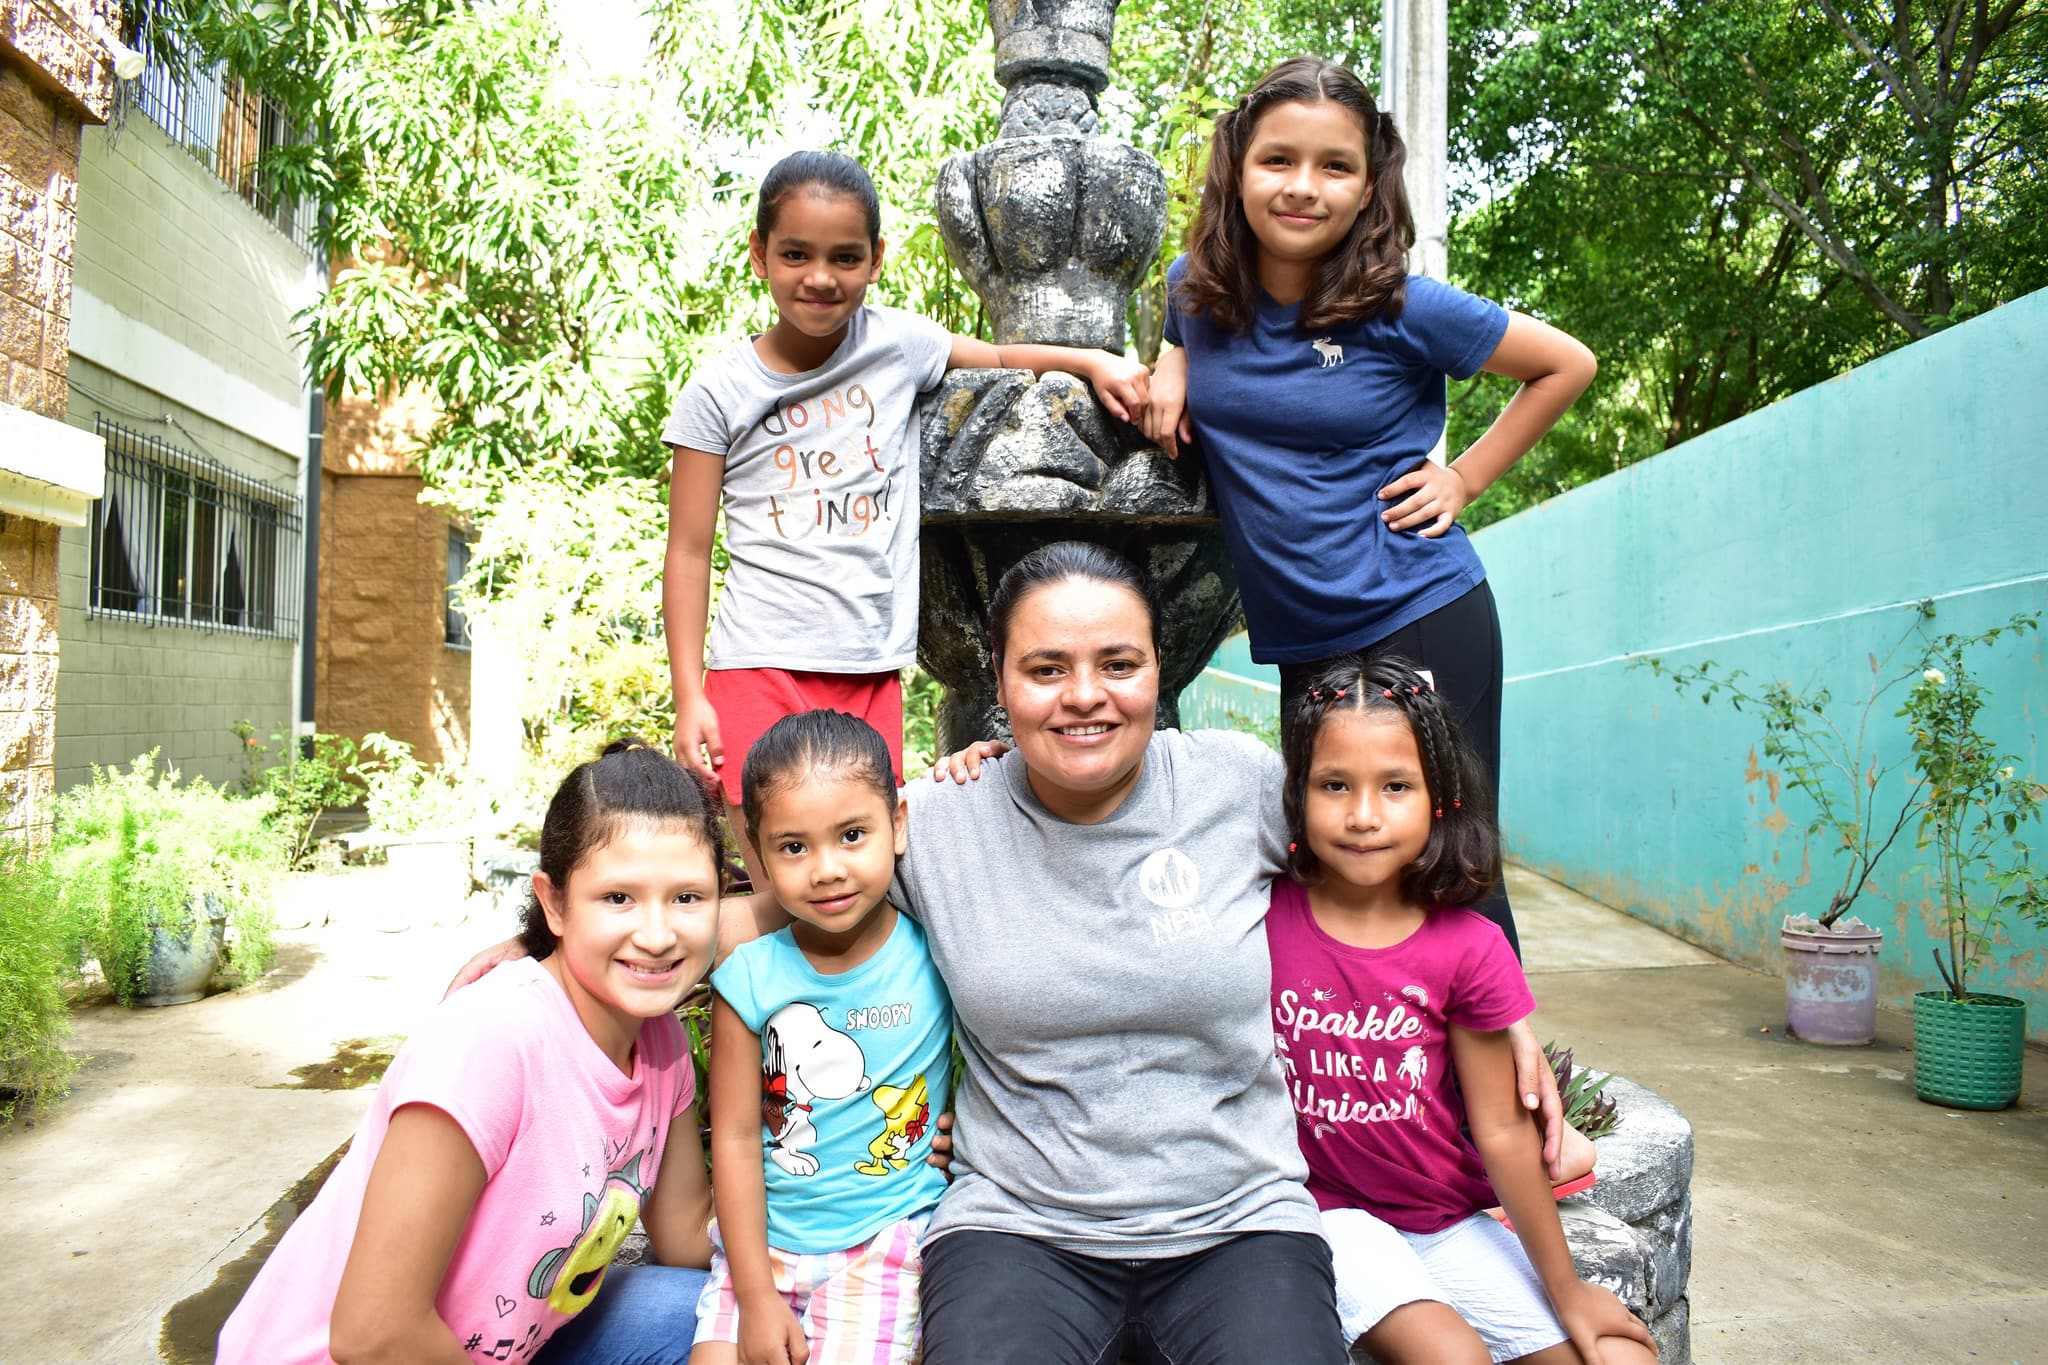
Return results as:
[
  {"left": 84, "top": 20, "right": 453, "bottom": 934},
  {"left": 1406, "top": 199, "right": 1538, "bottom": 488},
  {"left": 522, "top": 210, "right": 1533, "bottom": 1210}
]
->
[{"left": 1547, "top": 1042, "right": 1620, "bottom": 1141}]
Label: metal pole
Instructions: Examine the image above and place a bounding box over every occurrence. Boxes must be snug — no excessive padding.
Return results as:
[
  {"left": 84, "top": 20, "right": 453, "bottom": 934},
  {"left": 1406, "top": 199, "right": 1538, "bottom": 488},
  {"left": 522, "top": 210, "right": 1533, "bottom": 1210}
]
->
[
  {"left": 1381, "top": 0, "right": 1447, "bottom": 283},
  {"left": 1383, "top": 0, "right": 1450, "bottom": 463}
]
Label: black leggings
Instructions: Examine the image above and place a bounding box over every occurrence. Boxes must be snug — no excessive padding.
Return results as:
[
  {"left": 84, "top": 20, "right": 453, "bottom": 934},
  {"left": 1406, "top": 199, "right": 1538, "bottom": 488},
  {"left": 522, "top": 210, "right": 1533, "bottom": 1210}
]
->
[
  {"left": 919, "top": 1229, "right": 1347, "bottom": 1365},
  {"left": 1277, "top": 579, "right": 1518, "bottom": 956}
]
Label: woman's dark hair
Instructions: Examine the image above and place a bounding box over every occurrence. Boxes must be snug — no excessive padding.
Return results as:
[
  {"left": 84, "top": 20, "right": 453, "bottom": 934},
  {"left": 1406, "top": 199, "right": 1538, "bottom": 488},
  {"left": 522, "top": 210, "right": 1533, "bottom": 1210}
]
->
[
  {"left": 520, "top": 738, "right": 726, "bottom": 959},
  {"left": 756, "top": 150, "right": 883, "bottom": 245},
  {"left": 986, "top": 541, "right": 1162, "bottom": 662},
  {"left": 740, "top": 708, "right": 899, "bottom": 845},
  {"left": 1281, "top": 654, "right": 1499, "bottom": 910},
  {"left": 1175, "top": 55, "right": 1414, "bottom": 335}
]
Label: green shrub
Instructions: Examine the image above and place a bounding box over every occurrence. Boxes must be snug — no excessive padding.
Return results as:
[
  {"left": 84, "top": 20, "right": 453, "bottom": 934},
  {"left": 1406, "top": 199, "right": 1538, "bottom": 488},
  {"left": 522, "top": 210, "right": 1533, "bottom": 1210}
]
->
[
  {"left": 51, "top": 755, "right": 283, "bottom": 1006},
  {"left": 0, "top": 846, "right": 79, "bottom": 1121},
  {"left": 350, "top": 733, "right": 486, "bottom": 835},
  {"left": 232, "top": 721, "right": 364, "bottom": 868}
]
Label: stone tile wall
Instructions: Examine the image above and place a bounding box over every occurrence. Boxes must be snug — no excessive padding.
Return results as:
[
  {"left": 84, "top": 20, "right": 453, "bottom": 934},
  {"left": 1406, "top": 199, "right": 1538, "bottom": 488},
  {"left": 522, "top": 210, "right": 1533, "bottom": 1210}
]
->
[
  {"left": 0, "top": 515, "right": 60, "bottom": 842},
  {"left": 1, "top": 0, "right": 109, "bottom": 842},
  {"left": 315, "top": 465, "right": 472, "bottom": 768}
]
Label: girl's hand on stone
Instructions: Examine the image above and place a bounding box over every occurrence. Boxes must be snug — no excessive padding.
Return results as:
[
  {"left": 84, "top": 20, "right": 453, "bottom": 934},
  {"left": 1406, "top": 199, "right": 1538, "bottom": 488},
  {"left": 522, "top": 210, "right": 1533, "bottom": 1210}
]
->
[
  {"left": 933, "top": 740, "right": 1011, "bottom": 784},
  {"left": 1555, "top": 1280, "right": 1657, "bottom": 1363},
  {"left": 1088, "top": 351, "right": 1153, "bottom": 424},
  {"left": 1144, "top": 347, "right": 1195, "bottom": 459},
  {"left": 1377, "top": 458, "right": 1471, "bottom": 537}
]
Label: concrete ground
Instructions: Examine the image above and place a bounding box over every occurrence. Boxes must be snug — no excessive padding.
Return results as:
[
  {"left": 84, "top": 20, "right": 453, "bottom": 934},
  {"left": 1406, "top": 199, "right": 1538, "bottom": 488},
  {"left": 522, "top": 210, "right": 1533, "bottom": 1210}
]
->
[
  {"left": 1514, "top": 869, "right": 2048, "bottom": 1364},
  {"left": 3, "top": 865, "right": 2044, "bottom": 1363}
]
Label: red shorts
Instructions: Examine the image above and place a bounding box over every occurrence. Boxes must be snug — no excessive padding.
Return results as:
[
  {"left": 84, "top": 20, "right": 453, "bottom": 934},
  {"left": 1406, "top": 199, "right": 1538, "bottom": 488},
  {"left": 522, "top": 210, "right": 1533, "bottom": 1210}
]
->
[{"left": 702, "top": 667, "right": 904, "bottom": 806}]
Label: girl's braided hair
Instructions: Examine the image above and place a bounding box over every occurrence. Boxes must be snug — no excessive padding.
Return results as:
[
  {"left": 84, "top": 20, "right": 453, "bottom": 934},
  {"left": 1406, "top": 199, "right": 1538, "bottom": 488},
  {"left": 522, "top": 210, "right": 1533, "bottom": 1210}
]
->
[{"left": 1281, "top": 654, "right": 1500, "bottom": 910}]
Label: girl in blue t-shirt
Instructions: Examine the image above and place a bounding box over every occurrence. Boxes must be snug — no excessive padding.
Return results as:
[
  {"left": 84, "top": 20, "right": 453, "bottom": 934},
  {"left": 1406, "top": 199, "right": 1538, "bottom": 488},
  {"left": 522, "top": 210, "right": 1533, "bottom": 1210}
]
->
[{"left": 1143, "top": 55, "right": 1595, "bottom": 970}]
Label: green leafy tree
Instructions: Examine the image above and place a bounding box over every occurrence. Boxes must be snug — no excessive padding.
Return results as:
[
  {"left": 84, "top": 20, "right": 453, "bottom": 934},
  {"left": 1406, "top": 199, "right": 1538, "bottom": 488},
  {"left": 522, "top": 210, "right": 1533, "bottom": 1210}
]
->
[{"left": 1449, "top": 0, "right": 2047, "bottom": 525}]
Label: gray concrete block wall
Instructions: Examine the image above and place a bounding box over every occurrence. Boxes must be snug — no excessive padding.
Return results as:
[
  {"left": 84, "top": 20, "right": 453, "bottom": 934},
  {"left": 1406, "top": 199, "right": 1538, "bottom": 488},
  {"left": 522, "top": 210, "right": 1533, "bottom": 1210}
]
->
[
  {"left": 54, "top": 356, "right": 297, "bottom": 792},
  {"left": 72, "top": 111, "right": 306, "bottom": 407}
]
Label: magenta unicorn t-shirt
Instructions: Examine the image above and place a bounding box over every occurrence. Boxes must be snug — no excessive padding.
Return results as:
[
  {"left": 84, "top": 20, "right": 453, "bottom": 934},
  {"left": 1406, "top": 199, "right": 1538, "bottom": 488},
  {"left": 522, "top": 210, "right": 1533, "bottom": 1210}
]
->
[
  {"left": 218, "top": 956, "right": 695, "bottom": 1364},
  {"left": 1266, "top": 878, "right": 1535, "bottom": 1234}
]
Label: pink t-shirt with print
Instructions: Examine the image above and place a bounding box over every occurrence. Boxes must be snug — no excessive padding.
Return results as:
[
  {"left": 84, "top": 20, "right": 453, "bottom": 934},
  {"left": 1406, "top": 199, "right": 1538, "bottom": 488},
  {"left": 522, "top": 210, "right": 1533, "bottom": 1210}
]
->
[
  {"left": 1267, "top": 878, "right": 1534, "bottom": 1234},
  {"left": 218, "top": 956, "right": 695, "bottom": 1365}
]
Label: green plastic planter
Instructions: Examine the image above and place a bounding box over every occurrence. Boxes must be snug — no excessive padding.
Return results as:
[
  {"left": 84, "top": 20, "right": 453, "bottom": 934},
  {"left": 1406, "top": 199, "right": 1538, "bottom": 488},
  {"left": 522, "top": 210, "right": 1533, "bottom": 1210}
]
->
[{"left": 1912, "top": 991, "right": 2027, "bottom": 1110}]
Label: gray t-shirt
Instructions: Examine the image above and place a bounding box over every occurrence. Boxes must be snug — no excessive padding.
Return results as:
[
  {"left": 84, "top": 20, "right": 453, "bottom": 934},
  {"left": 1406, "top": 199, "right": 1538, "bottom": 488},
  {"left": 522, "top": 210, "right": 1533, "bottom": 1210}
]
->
[
  {"left": 893, "top": 728, "right": 1321, "bottom": 1257},
  {"left": 661, "top": 306, "right": 952, "bottom": 672}
]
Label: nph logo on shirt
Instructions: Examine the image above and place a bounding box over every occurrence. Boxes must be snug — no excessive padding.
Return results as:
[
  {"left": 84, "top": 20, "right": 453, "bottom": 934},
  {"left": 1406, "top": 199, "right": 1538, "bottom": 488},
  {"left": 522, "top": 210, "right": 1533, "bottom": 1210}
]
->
[
  {"left": 1137, "top": 849, "right": 1213, "bottom": 944},
  {"left": 1137, "top": 848, "right": 1201, "bottom": 908},
  {"left": 1310, "top": 337, "right": 1345, "bottom": 368}
]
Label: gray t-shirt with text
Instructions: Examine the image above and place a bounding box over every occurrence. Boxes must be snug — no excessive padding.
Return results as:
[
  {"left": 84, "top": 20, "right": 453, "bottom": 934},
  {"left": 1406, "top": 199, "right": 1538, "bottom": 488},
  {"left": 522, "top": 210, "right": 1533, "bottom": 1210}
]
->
[
  {"left": 661, "top": 306, "right": 952, "bottom": 672},
  {"left": 892, "top": 728, "right": 1321, "bottom": 1257}
]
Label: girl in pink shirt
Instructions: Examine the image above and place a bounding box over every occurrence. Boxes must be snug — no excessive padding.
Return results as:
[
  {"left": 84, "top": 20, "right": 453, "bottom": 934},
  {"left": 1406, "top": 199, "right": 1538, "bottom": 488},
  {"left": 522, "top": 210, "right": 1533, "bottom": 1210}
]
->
[
  {"left": 220, "top": 741, "right": 723, "bottom": 1365},
  {"left": 1267, "top": 656, "right": 1656, "bottom": 1365}
]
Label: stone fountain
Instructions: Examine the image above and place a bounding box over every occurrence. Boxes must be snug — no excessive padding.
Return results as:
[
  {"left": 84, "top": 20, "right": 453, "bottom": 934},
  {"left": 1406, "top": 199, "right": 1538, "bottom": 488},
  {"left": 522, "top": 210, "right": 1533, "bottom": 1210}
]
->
[{"left": 918, "top": 0, "right": 1239, "bottom": 751}]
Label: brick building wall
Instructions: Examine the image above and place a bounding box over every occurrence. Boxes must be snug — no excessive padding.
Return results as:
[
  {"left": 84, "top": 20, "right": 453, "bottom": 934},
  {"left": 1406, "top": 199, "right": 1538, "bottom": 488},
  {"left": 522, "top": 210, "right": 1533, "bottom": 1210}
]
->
[
  {"left": 317, "top": 382, "right": 471, "bottom": 766},
  {"left": 70, "top": 99, "right": 309, "bottom": 407},
  {"left": 0, "top": 0, "right": 109, "bottom": 843},
  {"left": 0, "top": 516, "right": 59, "bottom": 837}
]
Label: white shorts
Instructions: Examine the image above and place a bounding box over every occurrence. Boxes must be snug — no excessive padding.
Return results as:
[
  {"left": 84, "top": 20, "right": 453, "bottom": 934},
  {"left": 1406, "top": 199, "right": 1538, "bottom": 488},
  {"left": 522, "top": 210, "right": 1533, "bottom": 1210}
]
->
[{"left": 1321, "top": 1206, "right": 1567, "bottom": 1362}]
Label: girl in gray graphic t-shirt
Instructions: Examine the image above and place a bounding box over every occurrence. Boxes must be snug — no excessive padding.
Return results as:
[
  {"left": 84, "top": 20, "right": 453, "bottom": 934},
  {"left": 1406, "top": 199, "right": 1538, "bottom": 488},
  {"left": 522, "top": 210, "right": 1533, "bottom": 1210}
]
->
[{"left": 657, "top": 150, "right": 1151, "bottom": 880}]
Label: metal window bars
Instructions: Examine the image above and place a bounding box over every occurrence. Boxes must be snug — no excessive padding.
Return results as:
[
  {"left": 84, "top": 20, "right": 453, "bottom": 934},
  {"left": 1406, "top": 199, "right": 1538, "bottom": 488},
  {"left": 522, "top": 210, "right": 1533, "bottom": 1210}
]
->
[
  {"left": 89, "top": 414, "right": 304, "bottom": 639},
  {"left": 121, "top": 0, "right": 317, "bottom": 254}
]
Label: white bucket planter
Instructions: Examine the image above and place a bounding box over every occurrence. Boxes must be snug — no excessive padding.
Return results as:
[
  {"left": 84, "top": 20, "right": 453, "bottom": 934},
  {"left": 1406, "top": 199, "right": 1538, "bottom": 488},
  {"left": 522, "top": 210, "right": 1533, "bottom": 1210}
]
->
[{"left": 378, "top": 832, "right": 475, "bottom": 925}]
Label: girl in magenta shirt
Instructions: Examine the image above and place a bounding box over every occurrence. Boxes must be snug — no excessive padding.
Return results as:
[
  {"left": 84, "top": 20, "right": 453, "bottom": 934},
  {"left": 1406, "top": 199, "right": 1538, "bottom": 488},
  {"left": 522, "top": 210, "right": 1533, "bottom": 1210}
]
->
[
  {"left": 220, "top": 742, "right": 722, "bottom": 1365},
  {"left": 1267, "top": 655, "right": 1656, "bottom": 1365}
]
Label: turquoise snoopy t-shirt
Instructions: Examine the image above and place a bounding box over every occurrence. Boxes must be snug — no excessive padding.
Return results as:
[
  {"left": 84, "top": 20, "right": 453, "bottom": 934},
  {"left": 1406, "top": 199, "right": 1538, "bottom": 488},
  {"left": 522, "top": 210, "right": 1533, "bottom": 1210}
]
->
[{"left": 711, "top": 912, "right": 954, "bottom": 1254}]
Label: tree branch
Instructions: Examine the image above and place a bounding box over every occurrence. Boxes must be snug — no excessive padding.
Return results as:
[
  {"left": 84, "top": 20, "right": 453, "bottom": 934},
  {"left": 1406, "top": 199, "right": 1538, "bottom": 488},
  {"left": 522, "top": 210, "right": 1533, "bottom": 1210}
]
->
[
  {"left": 1678, "top": 106, "right": 1931, "bottom": 339},
  {"left": 1812, "top": 0, "right": 1927, "bottom": 131}
]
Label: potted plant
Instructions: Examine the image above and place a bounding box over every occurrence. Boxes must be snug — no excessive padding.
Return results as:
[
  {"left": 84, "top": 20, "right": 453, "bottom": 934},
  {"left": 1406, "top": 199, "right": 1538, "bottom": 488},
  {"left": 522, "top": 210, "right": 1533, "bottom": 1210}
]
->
[
  {"left": 350, "top": 733, "right": 486, "bottom": 915},
  {"left": 1901, "top": 614, "right": 2047, "bottom": 1110},
  {"left": 1645, "top": 613, "right": 1931, "bottom": 1044},
  {"left": 50, "top": 754, "right": 282, "bottom": 1007}
]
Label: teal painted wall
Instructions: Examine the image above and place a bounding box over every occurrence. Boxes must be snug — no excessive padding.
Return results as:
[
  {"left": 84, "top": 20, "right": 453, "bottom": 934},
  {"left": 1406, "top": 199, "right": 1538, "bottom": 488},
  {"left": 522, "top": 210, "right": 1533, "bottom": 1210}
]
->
[
  {"left": 1474, "top": 289, "right": 2048, "bottom": 1035},
  {"left": 1181, "top": 633, "right": 1280, "bottom": 736}
]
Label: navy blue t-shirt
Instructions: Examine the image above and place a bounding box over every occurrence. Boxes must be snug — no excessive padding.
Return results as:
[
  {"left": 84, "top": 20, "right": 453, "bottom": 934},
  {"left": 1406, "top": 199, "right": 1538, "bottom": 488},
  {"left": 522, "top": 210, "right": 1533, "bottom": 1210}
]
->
[{"left": 1164, "top": 256, "right": 1509, "bottom": 664}]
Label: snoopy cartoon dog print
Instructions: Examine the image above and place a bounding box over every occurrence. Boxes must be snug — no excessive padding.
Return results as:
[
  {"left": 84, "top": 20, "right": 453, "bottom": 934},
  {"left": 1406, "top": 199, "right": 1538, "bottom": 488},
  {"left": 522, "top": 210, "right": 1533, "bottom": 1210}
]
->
[{"left": 760, "top": 1002, "right": 871, "bottom": 1176}]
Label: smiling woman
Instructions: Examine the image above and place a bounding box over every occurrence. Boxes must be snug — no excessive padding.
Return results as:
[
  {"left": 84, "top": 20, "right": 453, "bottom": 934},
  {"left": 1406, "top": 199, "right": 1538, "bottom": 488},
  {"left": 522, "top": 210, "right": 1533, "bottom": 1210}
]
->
[
  {"left": 897, "top": 542, "right": 1350, "bottom": 1365},
  {"left": 986, "top": 541, "right": 1163, "bottom": 825}
]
